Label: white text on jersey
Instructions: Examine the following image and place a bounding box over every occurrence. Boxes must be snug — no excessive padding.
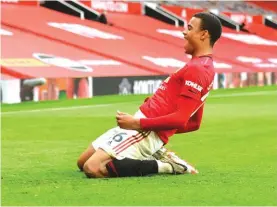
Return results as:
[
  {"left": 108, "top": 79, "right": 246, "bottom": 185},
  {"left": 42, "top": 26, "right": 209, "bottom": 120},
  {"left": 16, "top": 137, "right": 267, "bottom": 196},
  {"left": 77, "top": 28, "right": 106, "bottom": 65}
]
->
[{"left": 185, "top": 80, "right": 203, "bottom": 92}]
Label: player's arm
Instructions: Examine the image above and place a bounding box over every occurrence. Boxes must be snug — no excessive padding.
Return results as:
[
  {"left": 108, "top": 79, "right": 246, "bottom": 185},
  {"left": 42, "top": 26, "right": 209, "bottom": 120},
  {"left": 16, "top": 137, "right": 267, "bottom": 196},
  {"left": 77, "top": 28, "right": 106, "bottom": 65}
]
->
[
  {"left": 175, "top": 105, "right": 204, "bottom": 134},
  {"left": 116, "top": 66, "right": 204, "bottom": 130},
  {"left": 140, "top": 66, "right": 205, "bottom": 131},
  {"left": 139, "top": 96, "right": 199, "bottom": 131},
  {"left": 116, "top": 96, "right": 198, "bottom": 131}
]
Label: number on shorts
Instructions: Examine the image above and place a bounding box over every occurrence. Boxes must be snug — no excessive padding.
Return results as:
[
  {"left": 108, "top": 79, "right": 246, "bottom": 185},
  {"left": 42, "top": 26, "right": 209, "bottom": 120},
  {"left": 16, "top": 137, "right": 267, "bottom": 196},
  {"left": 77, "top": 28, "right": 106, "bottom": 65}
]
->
[{"left": 112, "top": 133, "right": 127, "bottom": 142}]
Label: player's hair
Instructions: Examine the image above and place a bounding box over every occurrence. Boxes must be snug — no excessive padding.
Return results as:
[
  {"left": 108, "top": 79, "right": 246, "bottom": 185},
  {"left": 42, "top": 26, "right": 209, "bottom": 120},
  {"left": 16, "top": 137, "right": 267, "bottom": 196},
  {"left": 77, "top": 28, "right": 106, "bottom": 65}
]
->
[{"left": 193, "top": 12, "right": 222, "bottom": 47}]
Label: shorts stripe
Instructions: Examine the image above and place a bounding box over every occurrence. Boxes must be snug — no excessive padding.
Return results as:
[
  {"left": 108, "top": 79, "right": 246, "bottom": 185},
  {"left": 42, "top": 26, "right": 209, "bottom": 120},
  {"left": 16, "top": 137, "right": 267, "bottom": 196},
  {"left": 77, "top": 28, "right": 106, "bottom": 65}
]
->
[
  {"left": 113, "top": 133, "right": 144, "bottom": 153},
  {"left": 114, "top": 131, "right": 150, "bottom": 152},
  {"left": 115, "top": 134, "right": 149, "bottom": 155},
  {"left": 115, "top": 131, "right": 151, "bottom": 155},
  {"left": 113, "top": 131, "right": 149, "bottom": 151},
  {"left": 112, "top": 132, "right": 141, "bottom": 151}
]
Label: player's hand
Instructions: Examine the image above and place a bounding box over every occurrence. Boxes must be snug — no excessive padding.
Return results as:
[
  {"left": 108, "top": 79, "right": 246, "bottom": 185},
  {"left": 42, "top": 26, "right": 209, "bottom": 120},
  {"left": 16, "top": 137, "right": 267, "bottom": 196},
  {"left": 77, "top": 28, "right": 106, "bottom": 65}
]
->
[{"left": 116, "top": 111, "right": 141, "bottom": 130}]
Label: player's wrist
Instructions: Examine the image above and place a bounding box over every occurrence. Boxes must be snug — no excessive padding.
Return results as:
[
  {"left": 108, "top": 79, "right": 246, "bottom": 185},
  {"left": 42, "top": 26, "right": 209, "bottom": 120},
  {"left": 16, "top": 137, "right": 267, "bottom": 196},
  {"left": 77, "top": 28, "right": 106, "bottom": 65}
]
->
[{"left": 134, "top": 118, "right": 141, "bottom": 130}]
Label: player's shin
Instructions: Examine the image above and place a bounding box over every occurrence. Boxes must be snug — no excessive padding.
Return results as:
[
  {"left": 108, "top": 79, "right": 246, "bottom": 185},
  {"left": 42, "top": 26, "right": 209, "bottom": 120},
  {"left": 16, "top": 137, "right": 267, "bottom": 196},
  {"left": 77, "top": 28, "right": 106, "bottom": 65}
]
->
[{"left": 106, "top": 158, "right": 158, "bottom": 177}]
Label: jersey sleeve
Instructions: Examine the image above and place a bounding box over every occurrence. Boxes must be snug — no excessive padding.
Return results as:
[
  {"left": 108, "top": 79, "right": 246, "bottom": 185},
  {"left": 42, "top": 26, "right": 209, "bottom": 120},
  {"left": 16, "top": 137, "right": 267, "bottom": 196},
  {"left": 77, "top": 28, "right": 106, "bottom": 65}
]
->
[
  {"left": 140, "top": 96, "right": 199, "bottom": 131},
  {"left": 180, "top": 65, "right": 204, "bottom": 100}
]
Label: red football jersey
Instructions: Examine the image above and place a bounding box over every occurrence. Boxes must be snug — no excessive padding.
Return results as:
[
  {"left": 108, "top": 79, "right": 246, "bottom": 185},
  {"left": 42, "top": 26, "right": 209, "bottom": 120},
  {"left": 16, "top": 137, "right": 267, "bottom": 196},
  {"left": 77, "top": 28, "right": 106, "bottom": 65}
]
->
[{"left": 140, "top": 55, "right": 215, "bottom": 143}]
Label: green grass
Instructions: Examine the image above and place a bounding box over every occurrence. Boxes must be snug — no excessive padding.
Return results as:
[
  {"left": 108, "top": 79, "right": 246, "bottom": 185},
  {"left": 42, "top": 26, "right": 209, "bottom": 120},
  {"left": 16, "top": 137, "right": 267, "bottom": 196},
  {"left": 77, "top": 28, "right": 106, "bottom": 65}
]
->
[{"left": 1, "top": 86, "right": 277, "bottom": 206}]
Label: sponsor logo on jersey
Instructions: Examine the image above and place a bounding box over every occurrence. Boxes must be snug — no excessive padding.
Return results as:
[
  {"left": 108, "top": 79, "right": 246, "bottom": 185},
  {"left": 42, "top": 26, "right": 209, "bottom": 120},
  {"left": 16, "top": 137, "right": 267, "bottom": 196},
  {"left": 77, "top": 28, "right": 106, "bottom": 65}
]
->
[
  {"left": 185, "top": 80, "right": 203, "bottom": 92},
  {"left": 158, "top": 84, "right": 166, "bottom": 90}
]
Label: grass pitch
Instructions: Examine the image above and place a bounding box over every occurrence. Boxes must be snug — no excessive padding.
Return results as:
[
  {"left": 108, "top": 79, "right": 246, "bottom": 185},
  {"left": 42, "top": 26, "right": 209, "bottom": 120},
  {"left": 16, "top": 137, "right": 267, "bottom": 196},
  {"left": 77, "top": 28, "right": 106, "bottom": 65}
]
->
[{"left": 1, "top": 86, "right": 277, "bottom": 206}]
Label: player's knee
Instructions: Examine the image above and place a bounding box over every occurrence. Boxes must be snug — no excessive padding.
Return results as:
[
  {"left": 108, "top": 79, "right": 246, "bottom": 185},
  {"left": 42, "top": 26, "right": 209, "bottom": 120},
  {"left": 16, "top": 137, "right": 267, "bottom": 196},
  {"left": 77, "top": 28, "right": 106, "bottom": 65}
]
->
[
  {"left": 83, "top": 162, "right": 101, "bottom": 178},
  {"left": 77, "top": 146, "right": 96, "bottom": 171},
  {"left": 77, "top": 155, "right": 89, "bottom": 171},
  {"left": 77, "top": 158, "right": 84, "bottom": 171}
]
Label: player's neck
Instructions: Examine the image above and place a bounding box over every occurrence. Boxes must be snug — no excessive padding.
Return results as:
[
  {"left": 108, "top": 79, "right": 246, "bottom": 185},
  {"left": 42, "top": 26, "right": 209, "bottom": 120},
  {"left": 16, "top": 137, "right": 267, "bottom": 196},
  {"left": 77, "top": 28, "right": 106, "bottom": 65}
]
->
[{"left": 191, "top": 47, "right": 213, "bottom": 58}]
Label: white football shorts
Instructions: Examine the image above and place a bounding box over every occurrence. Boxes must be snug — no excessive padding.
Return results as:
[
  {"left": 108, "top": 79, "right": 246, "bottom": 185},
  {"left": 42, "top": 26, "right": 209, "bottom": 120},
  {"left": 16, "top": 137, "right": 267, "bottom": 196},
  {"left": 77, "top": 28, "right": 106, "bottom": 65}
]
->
[{"left": 92, "top": 110, "right": 163, "bottom": 160}]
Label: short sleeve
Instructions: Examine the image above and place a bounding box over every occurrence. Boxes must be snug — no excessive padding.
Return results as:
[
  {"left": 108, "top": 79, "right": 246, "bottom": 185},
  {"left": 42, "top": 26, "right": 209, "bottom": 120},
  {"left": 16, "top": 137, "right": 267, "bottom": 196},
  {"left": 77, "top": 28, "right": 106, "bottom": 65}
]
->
[{"left": 180, "top": 66, "right": 204, "bottom": 100}]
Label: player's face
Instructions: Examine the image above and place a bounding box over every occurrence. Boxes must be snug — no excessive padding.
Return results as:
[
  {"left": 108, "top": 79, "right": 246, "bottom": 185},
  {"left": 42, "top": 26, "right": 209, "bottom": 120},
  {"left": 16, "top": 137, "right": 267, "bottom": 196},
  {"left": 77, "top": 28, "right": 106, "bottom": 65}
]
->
[{"left": 183, "top": 17, "right": 209, "bottom": 55}]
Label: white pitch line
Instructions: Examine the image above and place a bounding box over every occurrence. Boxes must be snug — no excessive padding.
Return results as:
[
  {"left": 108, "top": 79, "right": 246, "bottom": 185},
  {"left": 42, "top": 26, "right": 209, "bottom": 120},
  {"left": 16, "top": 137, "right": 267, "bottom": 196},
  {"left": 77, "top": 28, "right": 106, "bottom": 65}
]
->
[
  {"left": 1, "top": 103, "right": 114, "bottom": 115},
  {"left": 1, "top": 90, "right": 276, "bottom": 115},
  {"left": 210, "top": 90, "right": 276, "bottom": 98}
]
